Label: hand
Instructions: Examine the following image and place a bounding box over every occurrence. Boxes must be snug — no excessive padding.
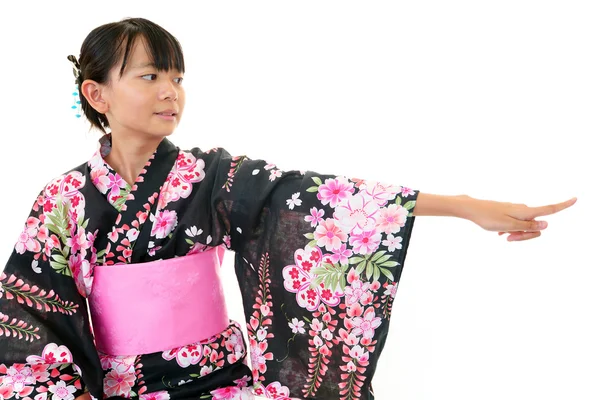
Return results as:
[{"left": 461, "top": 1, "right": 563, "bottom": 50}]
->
[
  {"left": 461, "top": 196, "right": 577, "bottom": 242},
  {"left": 75, "top": 394, "right": 92, "bottom": 400}
]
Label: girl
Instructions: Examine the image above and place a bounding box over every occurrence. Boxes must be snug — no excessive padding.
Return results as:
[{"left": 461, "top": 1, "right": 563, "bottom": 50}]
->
[{"left": 0, "top": 17, "right": 575, "bottom": 400}]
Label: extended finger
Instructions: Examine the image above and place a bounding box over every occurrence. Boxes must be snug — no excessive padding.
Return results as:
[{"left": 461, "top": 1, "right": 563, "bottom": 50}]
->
[
  {"left": 523, "top": 197, "right": 577, "bottom": 219},
  {"left": 507, "top": 231, "right": 542, "bottom": 241}
]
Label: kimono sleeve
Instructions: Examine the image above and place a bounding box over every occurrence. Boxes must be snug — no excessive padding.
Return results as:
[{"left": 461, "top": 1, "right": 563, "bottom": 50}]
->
[
  {"left": 0, "top": 190, "right": 103, "bottom": 400},
  {"left": 202, "top": 147, "right": 419, "bottom": 400}
]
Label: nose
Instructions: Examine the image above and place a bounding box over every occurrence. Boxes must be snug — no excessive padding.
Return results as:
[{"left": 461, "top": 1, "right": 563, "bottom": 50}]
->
[{"left": 159, "top": 78, "right": 179, "bottom": 101}]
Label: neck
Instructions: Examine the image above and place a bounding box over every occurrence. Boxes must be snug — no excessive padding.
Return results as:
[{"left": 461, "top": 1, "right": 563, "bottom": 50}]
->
[{"left": 104, "top": 133, "right": 164, "bottom": 186}]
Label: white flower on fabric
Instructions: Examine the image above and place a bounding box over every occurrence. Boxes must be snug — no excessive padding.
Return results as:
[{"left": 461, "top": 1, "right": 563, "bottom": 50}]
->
[
  {"left": 48, "top": 381, "right": 77, "bottom": 400},
  {"left": 382, "top": 233, "right": 403, "bottom": 252},
  {"left": 31, "top": 259, "right": 41, "bottom": 273},
  {"left": 288, "top": 318, "right": 306, "bottom": 334},
  {"left": 185, "top": 226, "right": 203, "bottom": 237},
  {"left": 126, "top": 228, "right": 139, "bottom": 242},
  {"left": 178, "top": 379, "right": 193, "bottom": 386},
  {"left": 206, "top": 235, "right": 212, "bottom": 244},
  {"left": 286, "top": 192, "right": 302, "bottom": 210}
]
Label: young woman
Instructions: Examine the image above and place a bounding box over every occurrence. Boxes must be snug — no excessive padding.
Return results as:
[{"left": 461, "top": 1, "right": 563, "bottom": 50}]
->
[{"left": 0, "top": 17, "right": 575, "bottom": 400}]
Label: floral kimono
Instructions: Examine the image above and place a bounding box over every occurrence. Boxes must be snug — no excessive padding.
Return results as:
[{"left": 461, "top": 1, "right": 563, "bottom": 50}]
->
[{"left": 0, "top": 135, "right": 418, "bottom": 400}]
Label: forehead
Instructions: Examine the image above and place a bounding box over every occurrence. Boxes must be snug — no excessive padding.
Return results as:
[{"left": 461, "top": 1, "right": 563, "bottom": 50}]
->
[{"left": 122, "top": 37, "right": 154, "bottom": 71}]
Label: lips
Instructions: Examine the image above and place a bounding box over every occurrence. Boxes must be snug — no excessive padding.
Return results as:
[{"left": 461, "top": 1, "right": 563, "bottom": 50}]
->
[{"left": 155, "top": 110, "right": 177, "bottom": 116}]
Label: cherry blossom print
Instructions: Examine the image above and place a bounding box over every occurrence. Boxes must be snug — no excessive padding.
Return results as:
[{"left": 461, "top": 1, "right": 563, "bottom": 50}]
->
[
  {"left": 316, "top": 177, "right": 354, "bottom": 208},
  {"left": 67, "top": 253, "right": 93, "bottom": 297},
  {"left": 329, "top": 243, "right": 352, "bottom": 265},
  {"left": 350, "top": 307, "right": 382, "bottom": 339},
  {"left": 89, "top": 164, "right": 111, "bottom": 194},
  {"left": 282, "top": 246, "right": 343, "bottom": 311},
  {"left": 26, "top": 343, "right": 73, "bottom": 365},
  {"left": 48, "top": 381, "right": 77, "bottom": 400},
  {"left": 313, "top": 218, "right": 347, "bottom": 252},
  {"left": 344, "top": 271, "right": 374, "bottom": 307},
  {"left": 357, "top": 181, "right": 402, "bottom": 207},
  {"left": 253, "top": 381, "right": 291, "bottom": 399},
  {"left": 150, "top": 210, "right": 178, "bottom": 239},
  {"left": 375, "top": 204, "right": 408, "bottom": 235},
  {"left": 268, "top": 169, "right": 282, "bottom": 181},
  {"left": 383, "top": 282, "right": 398, "bottom": 298},
  {"left": 288, "top": 318, "right": 306, "bottom": 334},
  {"left": 140, "top": 390, "right": 170, "bottom": 400},
  {"left": 333, "top": 193, "right": 380, "bottom": 235},
  {"left": 381, "top": 233, "right": 403, "bottom": 252},
  {"left": 103, "top": 366, "right": 136, "bottom": 398},
  {"left": 1, "top": 364, "right": 36, "bottom": 395},
  {"left": 15, "top": 217, "right": 43, "bottom": 254},
  {"left": 304, "top": 207, "right": 325, "bottom": 228},
  {"left": 400, "top": 186, "right": 415, "bottom": 197},
  {"left": 43, "top": 172, "right": 87, "bottom": 214},
  {"left": 210, "top": 385, "right": 253, "bottom": 400},
  {"left": 161, "top": 343, "right": 203, "bottom": 368},
  {"left": 157, "top": 151, "right": 206, "bottom": 209},
  {"left": 348, "top": 230, "right": 382, "bottom": 255},
  {"left": 286, "top": 192, "right": 302, "bottom": 210}
]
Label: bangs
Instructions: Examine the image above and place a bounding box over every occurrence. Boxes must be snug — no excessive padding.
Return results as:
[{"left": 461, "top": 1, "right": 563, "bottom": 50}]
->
[{"left": 116, "top": 21, "right": 185, "bottom": 76}]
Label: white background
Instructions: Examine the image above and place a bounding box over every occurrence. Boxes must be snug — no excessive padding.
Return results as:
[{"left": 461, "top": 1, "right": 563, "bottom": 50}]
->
[{"left": 0, "top": 1, "right": 598, "bottom": 399}]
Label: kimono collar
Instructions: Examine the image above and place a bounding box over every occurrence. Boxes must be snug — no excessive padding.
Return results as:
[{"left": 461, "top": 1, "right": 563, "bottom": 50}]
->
[{"left": 88, "top": 133, "right": 175, "bottom": 211}]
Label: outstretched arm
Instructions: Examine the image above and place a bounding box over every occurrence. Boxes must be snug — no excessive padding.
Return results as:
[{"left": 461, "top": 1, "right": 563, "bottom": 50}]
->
[{"left": 413, "top": 193, "right": 577, "bottom": 242}]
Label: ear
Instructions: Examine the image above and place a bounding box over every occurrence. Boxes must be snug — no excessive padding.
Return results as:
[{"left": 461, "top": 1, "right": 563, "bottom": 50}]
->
[{"left": 81, "top": 79, "right": 109, "bottom": 114}]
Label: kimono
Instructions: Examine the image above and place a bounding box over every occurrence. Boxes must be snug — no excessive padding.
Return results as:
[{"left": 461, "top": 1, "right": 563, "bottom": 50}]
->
[{"left": 0, "top": 134, "right": 419, "bottom": 400}]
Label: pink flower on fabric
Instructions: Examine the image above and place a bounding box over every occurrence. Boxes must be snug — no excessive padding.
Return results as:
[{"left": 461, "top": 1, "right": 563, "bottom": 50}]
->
[
  {"left": 140, "top": 391, "right": 170, "bottom": 400},
  {"left": 106, "top": 173, "right": 127, "bottom": 198},
  {"left": 317, "top": 177, "right": 354, "bottom": 208},
  {"left": 48, "top": 381, "right": 77, "bottom": 400},
  {"left": 359, "top": 181, "right": 402, "bottom": 206},
  {"left": 304, "top": 207, "right": 324, "bottom": 228},
  {"left": 334, "top": 193, "right": 380, "bottom": 235},
  {"left": 15, "top": 218, "right": 42, "bottom": 254},
  {"left": 26, "top": 343, "right": 73, "bottom": 365},
  {"left": 376, "top": 204, "right": 408, "bottom": 234},
  {"left": 150, "top": 210, "right": 178, "bottom": 239},
  {"left": 344, "top": 278, "right": 373, "bottom": 307},
  {"left": 66, "top": 226, "right": 92, "bottom": 254},
  {"left": 400, "top": 186, "right": 415, "bottom": 197},
  {"left": 384, "top": 282, "right": 398, "bottom": 298},
  {"left": 349, "top": 230, "right": 381, "bottom": 255},
  {"left": 90, "top": 165, "right": 111, "bottom": 194},
  {"left": 2, "top": 364, "right": 36, "bottom": 393},
  {"left": 31, "top": 363, "right": 50, "bottom": 383},
  {"left": 263, "top": 381, "right": 291, "bottom": 398},
  {"left": 282, "top": 246, "right": 343, "bottom": 311},
  {"left": 329, "top": 243, "right": 352, "bottom": 265},
  {"left": 351, "top": 306, "right": 382, "bottom": 339},
  {"left": 157, "top": 152, "right": 206, "bottom": 209},
  {"left": 68, "top": 253, "right": 93, "bottom": 297},
  {"left": 313, "top": 218, "right": 347, "bottom": 251},
  {"left": 104, "top": 368, "right": 136, "bottom": 397},
  {"left": 349, "top": 345, "right": 370, "bottom": 365},
  {"left": 161, "top": 343, "right": 202, "bottom": 368},
  {"left": 210, "top": 386, "right": 239, "bottom": 400}
]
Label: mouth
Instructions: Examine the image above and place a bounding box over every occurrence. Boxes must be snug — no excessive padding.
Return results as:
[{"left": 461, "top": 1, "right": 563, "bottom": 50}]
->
[{"left": 155, "top": 112, "right": 177, "bottom": 121}]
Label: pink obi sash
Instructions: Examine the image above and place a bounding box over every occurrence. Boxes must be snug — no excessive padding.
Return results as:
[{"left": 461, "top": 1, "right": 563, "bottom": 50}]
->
[{"left": 88, "top": 247, "right": 229, "bottom": 356}]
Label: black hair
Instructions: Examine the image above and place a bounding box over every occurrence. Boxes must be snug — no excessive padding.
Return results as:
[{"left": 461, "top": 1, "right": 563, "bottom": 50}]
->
[{"left": 72, "top": 17, "right": 185, "bottom": 134}]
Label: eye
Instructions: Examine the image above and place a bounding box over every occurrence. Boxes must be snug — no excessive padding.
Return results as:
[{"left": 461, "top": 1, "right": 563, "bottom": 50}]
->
[
  {"left": 141, "top": 74, "right": 157, "bottom": 81},
  {"left": 174, "top": 77, "right": 184, "bottom": 84}
]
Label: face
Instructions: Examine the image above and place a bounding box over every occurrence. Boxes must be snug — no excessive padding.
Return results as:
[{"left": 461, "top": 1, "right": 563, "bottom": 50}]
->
[{"left": 101, "top": 36, "right": 185, "bottom": 140}]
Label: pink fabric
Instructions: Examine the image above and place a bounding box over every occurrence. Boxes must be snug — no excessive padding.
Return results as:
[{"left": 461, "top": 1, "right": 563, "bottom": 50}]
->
[{"left": 88, "top": 247, "right": 229, "bottom": 356}]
